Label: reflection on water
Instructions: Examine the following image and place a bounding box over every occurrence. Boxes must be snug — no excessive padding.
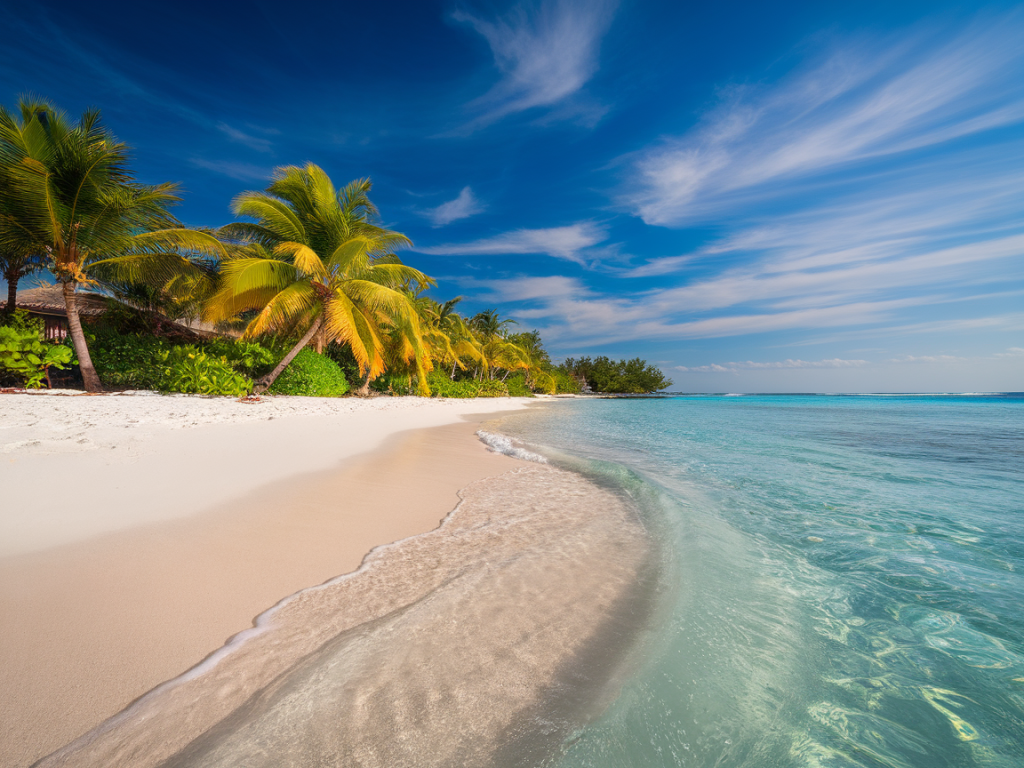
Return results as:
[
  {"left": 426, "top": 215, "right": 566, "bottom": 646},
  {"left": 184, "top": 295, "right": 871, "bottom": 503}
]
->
[{"left": 497, "top": 394, "right": 1024, "bottom": 768}]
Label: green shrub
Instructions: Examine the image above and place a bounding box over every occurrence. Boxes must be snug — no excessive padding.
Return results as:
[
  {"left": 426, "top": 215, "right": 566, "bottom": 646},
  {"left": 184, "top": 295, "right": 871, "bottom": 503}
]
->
[
  {"left": 0, "top": 309, "right": 44, "bottom": 334},
  {"left": 324, "top": 342, "right": 363, "bottom": 387},
  {"left": 0, "top": 325, "right": 75, "bottom": 388},
  {"left": 205, "top": 337, "right": 277, "bottom": 378},
  {"left": 155, "top": 346, "right": 252, "bottom": 396},
  {"left": 476, "top": 379, "right": 510, "bottom": 397},
  {"left": 553, "top": 369, "right": 581, "bottom": 394},
  {"left": 268, "top": 348, "right": 349, "bottom": 397},
  {"left": 87, "top": 327, "right": 173, "bottom": 389},
  {"left": 427, "top": 371, "right": 510, "bottom": 398},
  {"left": 505, "top": 372, "right": 534, "bottom": 398},
  {"left": 370, "top": 373, "right": 416, "bottom": 395}
]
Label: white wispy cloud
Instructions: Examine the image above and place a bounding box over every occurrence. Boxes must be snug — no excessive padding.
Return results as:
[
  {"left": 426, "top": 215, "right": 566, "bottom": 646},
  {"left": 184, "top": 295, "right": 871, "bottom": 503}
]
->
[
  {"left": 425, "top": 187, "right": 485, "bottom": 227},
  {"left": 467, "top": 273, "right": 929, "bottom": 346},
  {"left": 621, "top": 17, "right": 1024, "bottom": 225},
  {"left": 454, "top": 0, "right": 618, "bottom": 127},
  {"left": 676, "top": 358, "right": 868, "bottom": 373},
  {"left": 888, "top": 354, "right": 965, "bottom": 363},
  {"left": 618, "top": 142, "right": 1024, "bottom": 342},
  {"left": 648, "top": 232, "right": 1024, "bottom": 316},
  {"left": 216, "top": 122, "right": 274, "bottom": 153},
  {"left": 415, "top": 222, "right": 607, "bottom": 263},
  {"left": 189, "top": 158, "right": 272, "bottom": 181}
]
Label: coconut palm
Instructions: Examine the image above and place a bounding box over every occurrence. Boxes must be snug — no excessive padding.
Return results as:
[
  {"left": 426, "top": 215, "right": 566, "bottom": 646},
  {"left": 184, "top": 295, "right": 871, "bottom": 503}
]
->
[
  {"left": 426, "top": 297, "right": 486, "bottom": 378},
  {"left": 207, "top": 165, "right": 432, "bottom": 394},
  {"left": 469, "top": 309, "right": 528, "bottom": 380},
  {"left": 0, "top": 98, "right": 224, "bottom": 390},
  {"left": 508, "top": 329, "right": 556, "bottom": 393},
  {"left": 470, "top": 308, "right": 517, "bottom": 339}
]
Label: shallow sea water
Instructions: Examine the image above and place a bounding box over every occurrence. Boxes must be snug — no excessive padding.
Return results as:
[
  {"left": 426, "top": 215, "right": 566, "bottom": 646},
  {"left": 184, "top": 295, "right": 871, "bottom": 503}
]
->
[{"left": 496, "top": 394, "right": 1024, "bottom": 768}]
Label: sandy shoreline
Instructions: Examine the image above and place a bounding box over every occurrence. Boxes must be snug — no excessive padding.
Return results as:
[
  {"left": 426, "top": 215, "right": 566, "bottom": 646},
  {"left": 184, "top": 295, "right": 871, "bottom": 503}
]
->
[{"left": 0, "top": 394, "right": 538, "bottom": 767}]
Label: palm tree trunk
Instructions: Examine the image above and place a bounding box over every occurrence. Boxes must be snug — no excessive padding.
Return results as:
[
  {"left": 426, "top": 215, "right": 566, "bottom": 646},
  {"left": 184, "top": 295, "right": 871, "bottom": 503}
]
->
[
  {"left": 356, "top": 370, "right": 371, "bottom": 397},
  {"left": 4, "top": 270, "right": 17, "bottom": 318},
  {"left": 253, "top": 315, "right": 323, "bottom": 394},
  {"left": 63, "top": 281, "right": 102, "bottom": 392}
]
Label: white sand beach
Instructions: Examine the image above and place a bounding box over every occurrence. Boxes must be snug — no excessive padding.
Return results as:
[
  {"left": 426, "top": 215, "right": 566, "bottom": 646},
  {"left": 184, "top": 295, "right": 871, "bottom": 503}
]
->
[{"left": 1, "top": 393, "right": 547, "bottom": 766}]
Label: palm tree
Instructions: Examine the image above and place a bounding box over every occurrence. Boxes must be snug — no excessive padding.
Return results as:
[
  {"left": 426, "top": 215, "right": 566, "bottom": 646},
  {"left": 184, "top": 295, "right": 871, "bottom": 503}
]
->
[
  {"left": 0, "top": 98, "right": 224, "bottom": 390},
  {"left": 0, "top": 248, "right": 44, "bottom": 319},
  {"left": 469, "top": 309, "right": 527, "bottom": 380},
  {"left": 207, "top": 165, "right": 432, "bottom": 394},
  {"left": 426, "top": 297, "right": 485, "bottom": 379},
  {"left": 470, "top": 308, "right": 517, "bottom": 339},
  {"left": 508, "top": 330, "right": 556, "bottom": 393}
]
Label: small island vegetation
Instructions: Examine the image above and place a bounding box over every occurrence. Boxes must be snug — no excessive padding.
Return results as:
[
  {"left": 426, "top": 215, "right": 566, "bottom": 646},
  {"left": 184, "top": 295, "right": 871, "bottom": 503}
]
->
[
  {"left": 0, "top": 98, "right": 670, "bottom": 398},
  {"left": 558, "top": 356, "right": 673, "bottom": 394}
]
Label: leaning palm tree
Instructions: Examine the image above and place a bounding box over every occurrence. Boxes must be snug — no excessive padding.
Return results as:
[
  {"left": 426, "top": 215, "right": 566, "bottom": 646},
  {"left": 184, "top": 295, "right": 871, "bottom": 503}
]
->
[
  {"left": 207, "top": 165, "right": 432, "bottom": 394},
  {"left": 0, "top": 98, "right": 224, "bottom": 390}
]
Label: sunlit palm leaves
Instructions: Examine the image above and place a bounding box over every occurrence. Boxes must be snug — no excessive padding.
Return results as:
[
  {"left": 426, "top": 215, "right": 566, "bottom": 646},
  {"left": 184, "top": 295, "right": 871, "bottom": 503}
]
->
[{"left": 206, "top": 164, "right": 432, "bottom": 392}]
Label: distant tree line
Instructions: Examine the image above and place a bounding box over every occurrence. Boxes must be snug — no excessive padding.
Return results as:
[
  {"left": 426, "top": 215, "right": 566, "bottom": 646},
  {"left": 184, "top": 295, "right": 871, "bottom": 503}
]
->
[{"left": 558, "top": 356, "right": 672, "bottom": 394}]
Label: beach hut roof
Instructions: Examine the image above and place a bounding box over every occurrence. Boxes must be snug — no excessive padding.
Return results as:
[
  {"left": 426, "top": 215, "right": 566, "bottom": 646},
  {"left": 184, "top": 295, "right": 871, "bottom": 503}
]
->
[{"left": 0, "top": 285, "right": 109, "bottom": 317}]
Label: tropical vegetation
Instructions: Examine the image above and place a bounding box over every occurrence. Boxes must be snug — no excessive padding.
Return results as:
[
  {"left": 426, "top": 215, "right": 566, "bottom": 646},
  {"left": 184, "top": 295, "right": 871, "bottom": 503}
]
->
[
  {"left": 0, "top": 97, "right": 224, "bottom": 391},
  {"left": 558, "top": 356, "right": 673, "bottom": 394},
  {"left": 0, "top": 97, "right": 672, "bottom": 397}
]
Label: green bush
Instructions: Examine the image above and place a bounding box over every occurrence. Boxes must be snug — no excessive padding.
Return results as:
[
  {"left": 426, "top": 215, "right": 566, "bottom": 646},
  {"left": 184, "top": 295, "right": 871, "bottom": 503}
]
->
[
  {"left": 552, "top": 369, "right": 582, "bottom": 394},
  {"left": 268, "top": 348, "right": 349, "bottom": 397},
  {"left": 427, "top": 371, "right": 510, "bottom": 398},
  {"left": 87, "top": 327, "right": 173, "bottom": 389},
  {"left": 505, "top": 372, "right": 534, "bottom": 398},
  {"left": 324, "top": 342, "right": 363, "bottom": 387},
  {"left": 369, "top": 373, "right": 416, "bottom": 395},
  {"left": 476, "top": 379, "right": 510, "bottom": 397},
  {"left": 205, "top": 337, "right": 277, "bottom": 378},
  {"left": 0, "top": 309, "right": 44, "bottom": 334},
  {"left": 155, "top": 346, "right": 252, "bottom": 396},
  {"left": 0, "top": 325, "right": 75, "bottom": 388}
]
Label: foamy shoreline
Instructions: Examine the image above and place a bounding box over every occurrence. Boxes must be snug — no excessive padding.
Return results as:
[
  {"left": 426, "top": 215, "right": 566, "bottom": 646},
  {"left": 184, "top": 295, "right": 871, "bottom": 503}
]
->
[{"left": 0, "top": 393, "right": 540, "bottom": 766}]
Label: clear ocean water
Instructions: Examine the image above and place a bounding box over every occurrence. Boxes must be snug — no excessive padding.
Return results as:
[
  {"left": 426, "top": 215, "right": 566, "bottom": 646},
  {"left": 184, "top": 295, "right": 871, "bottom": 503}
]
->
[{"left": 495, "top": 394, "right": 1024, "bottom": 768}]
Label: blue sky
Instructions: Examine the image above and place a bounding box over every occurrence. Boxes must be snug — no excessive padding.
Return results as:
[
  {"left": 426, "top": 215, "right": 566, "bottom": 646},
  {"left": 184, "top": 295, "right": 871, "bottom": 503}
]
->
[{"left": 2, "top": 0, "right": 1022, "bottom": 392}]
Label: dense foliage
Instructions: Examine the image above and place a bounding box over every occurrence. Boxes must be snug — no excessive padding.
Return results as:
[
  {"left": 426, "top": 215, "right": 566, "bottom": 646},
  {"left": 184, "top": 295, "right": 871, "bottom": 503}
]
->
[
  {"left": 267, "top": 348, "right": 349, "bottom": 397},
  {"left": 205, "top": 338, "right": 278, "bottom": 379},
  {"left": 0, "top": 324, "right": 75, "bottom": 388},
  {"left": 426, "top": 371, "right": 510, "bottom": 398},
  {"left": 155, "top": 346, "right": 252, "bottom": 397},
  {"left": 559, "top": 356, "right": 673, "bottom": 394},
  {"left": 86, "top": 327, "right": 171, "bottom": 389}
]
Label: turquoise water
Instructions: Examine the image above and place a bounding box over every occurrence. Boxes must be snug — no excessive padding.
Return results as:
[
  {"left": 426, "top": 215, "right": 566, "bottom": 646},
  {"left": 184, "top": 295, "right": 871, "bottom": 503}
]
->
[{"left": 497, "top": 394, "right": 1024, "bottom": 768}]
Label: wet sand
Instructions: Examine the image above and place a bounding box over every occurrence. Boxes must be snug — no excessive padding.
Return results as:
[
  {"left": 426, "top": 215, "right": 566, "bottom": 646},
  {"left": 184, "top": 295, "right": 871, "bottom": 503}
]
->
[{"left": 37, "top": 466, "right": 653, "bottom": 768}]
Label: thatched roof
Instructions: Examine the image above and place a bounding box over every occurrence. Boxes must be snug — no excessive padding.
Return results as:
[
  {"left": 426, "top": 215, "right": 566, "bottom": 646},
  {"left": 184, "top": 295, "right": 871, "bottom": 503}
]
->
[
  {"left": 0, "top": 285, "right": 108, "bottom": 317},
  {"left": 2, "top": 285, "right": 233, "bottom": 340}
]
